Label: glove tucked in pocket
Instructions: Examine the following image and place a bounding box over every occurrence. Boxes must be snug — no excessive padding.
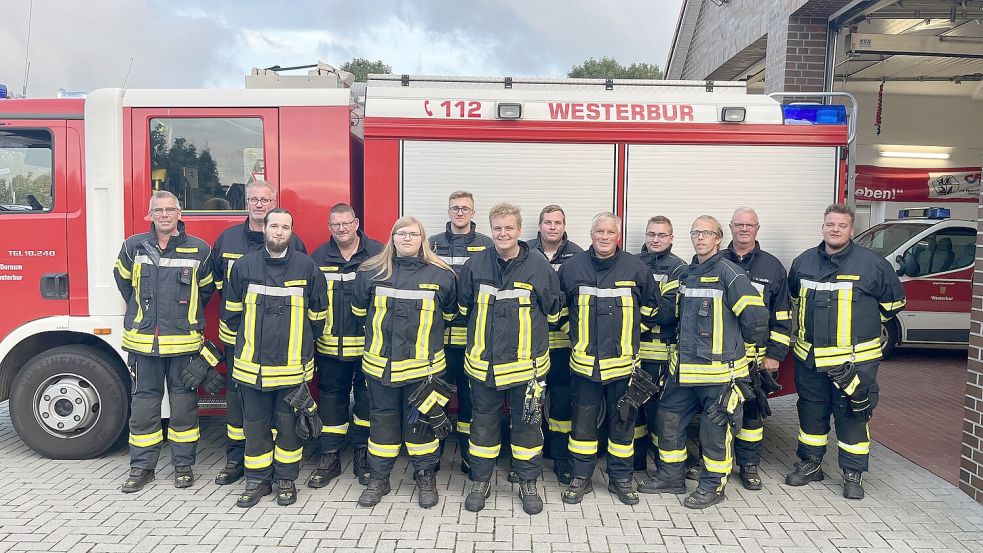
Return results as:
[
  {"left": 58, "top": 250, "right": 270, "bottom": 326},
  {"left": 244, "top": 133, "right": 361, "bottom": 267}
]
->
[
  {"left": 284, "top": 384, "right": 322, "bottom": 441},
  {"left": 407, "top": 376, "right": 457, "bottom": 439},
  {"left": 180, "top": 340, "right": 224, "bottom": 393}
]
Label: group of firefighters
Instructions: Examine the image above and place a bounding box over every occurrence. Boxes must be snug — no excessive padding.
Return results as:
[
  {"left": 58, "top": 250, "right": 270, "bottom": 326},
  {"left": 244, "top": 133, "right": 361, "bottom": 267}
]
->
[{"left": 112, "top": 180, "right": 906, "bottom": 513}]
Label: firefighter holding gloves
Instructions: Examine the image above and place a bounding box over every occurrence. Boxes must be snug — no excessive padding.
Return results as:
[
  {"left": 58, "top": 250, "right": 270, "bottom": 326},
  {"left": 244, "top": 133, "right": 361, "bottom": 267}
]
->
[
  {"left": 459, "top": 203, "right": 562, "bottom": 515},
  {"left": 352, "top": 217, "right": 458, "bottom": 509},
  {"left": 784, "top": 204, "right": 905, "bottom": 500},
  {"left": 114, "top": 191, "right": 215, "bottom": 493},
  {"left": 557, "top": 212, "right": 658, "bottom": 506},
  {"left": 222, "top": 208, "right": 328, "bottom": 508},
  {"left": 640, "top": 215, "right": 768, "bottom": 509}
]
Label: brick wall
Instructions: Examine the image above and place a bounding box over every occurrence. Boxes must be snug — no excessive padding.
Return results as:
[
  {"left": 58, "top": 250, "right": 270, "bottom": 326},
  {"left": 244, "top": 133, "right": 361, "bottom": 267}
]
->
[{"left": 960, "top": 200, "right": 983, "bottom": 504}]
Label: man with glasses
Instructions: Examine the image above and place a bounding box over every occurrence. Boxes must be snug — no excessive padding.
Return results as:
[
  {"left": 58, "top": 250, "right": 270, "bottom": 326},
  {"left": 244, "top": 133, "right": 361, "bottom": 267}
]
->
[
  {"left": 722, "top": 207, "right": 792, "bottom": 491},
  {"left": 308, "top": 203, "right": 383, "bottom": 488},
  {"left": 114, "top": 191, "right": 215, "bottom": 492},
  {"left": 428, "top": 190, "right": 494, "bottom": 477},
  {"left": 211, "top": 180, "right": 307, "bottom": 486}
]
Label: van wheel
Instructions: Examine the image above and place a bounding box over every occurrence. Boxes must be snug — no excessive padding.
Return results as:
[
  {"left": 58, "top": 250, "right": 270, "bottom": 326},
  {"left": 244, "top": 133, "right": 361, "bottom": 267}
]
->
[
  {"left": 880, "top": 320, "right": 899, "bottom": 360},
  {"left": 9, "top": 345, "right": 129, "bottom": 459}
]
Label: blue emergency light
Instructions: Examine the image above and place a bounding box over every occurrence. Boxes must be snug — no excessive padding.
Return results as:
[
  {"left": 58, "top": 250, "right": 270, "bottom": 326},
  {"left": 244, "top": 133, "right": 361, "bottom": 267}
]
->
[
  {"left": 0, "top": 84, "right": 8, "bottom": 99},
  {"left": 898, "top": 207, "right": 950, "bottom": 219},
  {"left": 782, "top": 104, "right": 847, "bottom": 125}
]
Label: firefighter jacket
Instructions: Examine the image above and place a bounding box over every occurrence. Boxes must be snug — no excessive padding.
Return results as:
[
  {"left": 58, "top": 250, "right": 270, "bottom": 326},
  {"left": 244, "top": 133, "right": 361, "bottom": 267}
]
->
[
  {"left": 310, "top": 230, "right": 384, "bottom": 359},
  {"left": 223, "top": 248, "right": 328, "bottom": 390},
  {"left": 528, "top": 233, "right": 584, "bottom": 349},
  {"left": 352, "top": 255, "right": 458, "bottom": 386},
  {"left": 638, "top": 245, "right": 687, "bottom": 363},
  {"left": 114, "top": 221, "right": 215, "bottom": 357},
  {"left": 723, "top": 241, "right": 792, "bottom": 364},
  {"left": 788, "top": 240, "right": 905, "bottom": 369},
  {"left": 429, "top": 222, "right": 494, "bottom": 347},
  {"left": 674, "top": 252, "right": 769, "bottom": 386},
  {"left": 458, "top": 243, "right": 563, "bottom": 389},
  {"left": 212, "top": 218, "right": 307, "bottom": 345},
  {"left": 557, "top": 248, "right": 658, "bottom": 383}
]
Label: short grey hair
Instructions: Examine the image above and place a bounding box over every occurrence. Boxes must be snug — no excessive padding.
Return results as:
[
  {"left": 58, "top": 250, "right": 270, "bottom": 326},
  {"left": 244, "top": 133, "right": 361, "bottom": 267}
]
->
[
  {"left": 148, "top": 190, "right": 180, "bottom": 212},
  {"left": 591, "top": 212, "right": 622, "bottom": 234},
  {"left": 730, "top": 206, "right": 759, "bottom": 223},
  {"left": 245, "top": 180, "right": 276, "bottom": 198}
]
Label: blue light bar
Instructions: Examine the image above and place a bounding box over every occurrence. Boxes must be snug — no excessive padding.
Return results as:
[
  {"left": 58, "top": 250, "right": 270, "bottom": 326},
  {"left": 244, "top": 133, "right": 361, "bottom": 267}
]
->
[
  {"left": 782, "top": 104, "right": 847, "bottom": 125},
  {"left": 898, "top": 207, "right": 950, "bottom": 219},
  {"left": 0, "top": 84, "right": 7, "bottom": 99}
]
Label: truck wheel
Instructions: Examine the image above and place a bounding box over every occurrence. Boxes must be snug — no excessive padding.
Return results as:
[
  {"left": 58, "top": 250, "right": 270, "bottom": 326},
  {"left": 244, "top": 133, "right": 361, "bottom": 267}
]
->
[
  {"left": 880, "top": 320, "right": 899, "bottom": 360},
  {"left": 9, "top": 345, "right": 129, "bottom": 459}
]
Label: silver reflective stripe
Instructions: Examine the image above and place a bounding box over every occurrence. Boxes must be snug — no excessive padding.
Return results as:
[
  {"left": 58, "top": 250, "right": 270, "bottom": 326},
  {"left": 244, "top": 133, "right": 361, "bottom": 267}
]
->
[
  {"left": 551, "top": 263, "right": 562, "bottom": 272},
  {"left": 438, "top": 255, "right": 470, "bottom": 266},
  {"left": 478, "top": 283, "right": 531, "bottom": 299},
  {"left": 680, "top": 286, "right": 723, "bottom": 298},
  {"left": 324, "top": 272, "right": 357, "bottom": 282},
  {"left": 800, "top": 279, "right": 853, "bottom": 291},
  {"left": 134, "top": 255, "right": 199, "bottom": 268},
  {"left": 578, "top": 286, "right": 632, "bottom": 298},
  {"left": 751, "top": 282, "right": 765, "bottom": 294},
  {"left": 247, "top": 283, "right": 304, "bottom": 297},
  {"left": 376, "top": 286, "right": 436, "bottom": 300},
  {"left": 653, "top": 273, "right": 668, "bottom": 283}
]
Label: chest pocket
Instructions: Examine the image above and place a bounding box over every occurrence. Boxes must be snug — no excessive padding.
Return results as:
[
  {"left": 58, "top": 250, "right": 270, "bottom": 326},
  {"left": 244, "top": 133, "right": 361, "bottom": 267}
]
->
[{"left": 681, "top": 284, "right": 725, "bottom": 358}]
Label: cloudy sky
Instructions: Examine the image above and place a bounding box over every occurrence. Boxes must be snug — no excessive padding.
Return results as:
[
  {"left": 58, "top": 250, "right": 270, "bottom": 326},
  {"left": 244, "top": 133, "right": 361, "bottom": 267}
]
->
[{"left": 0, "top": 0, "right": 684, "bottom": 97}]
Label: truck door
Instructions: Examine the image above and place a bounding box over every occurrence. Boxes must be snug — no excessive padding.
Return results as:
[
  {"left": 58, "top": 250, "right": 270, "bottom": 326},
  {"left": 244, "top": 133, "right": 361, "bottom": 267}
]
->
[{"left": 0, "top": 122, "right": 70, "bottom": 340}]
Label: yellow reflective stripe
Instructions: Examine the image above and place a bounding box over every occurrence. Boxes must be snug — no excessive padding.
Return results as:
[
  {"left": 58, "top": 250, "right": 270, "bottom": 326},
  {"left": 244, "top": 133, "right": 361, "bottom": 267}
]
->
[
  {"left": 133, "top": 263, "right": 144, "bottom": 324},
  {"left": 308, "top": 308, "right": 328, "bottom": 321},
  {"left": 843, "top": 375, "right": 861, "bottom": 396},
  {"left": 368, "top": 294, "right": 387, "bottom": 355},
  {"left": 471, "top": 293, "right": 491, "bottom": 360},
  {"left": 458, "top": 304, "right": 469, "bottom": 316},
  {"left": 775, "top": 310, "right": 792, "bottom": 321},
  {"left": 198, "top": 272, "right": 214, "bottom": 287},
  {"left": 321, "top": 423, "right": 350, "bottom": 435},
  {"left": 838, "top": 440, "right": 870, "bottom": 455},
  {"left": 574, "top": 293, "right": 590, "bottom": 361},
  {"left": 798, "top": 429, "right": 829, "bottom": 447},
  {"left": 456, "top": 421, "right": 471, "bottom": 434},
  {"left": 659, "top": 448, "right": 687, "bottom": 463},
  {"left": 368, "top": 439, "right": 400, "bottom": 458},
  {"left": 706, "top": 423, "right": 734, "bottom": 478},
  {"left": 353, "top": 415, "right": 370, "bottom": 427},
  {"left": 880, "top": 299, "right": 906, "bottom": 311},
  {"left": 546, "top": 311, "right": 560, "bottom": 324},
  {"left": 245, "top": 450, "right": 274, "bottom": 469},
  {"left": 114, "top": 258, "right": 131, "bottom": 279},
  {"left": 633, "top": 425, "right": 647, "bottom": 440},
  {"left": 568, "top": 438, "right": 598, "bottom": 455},
  {"left": 712, "top": 295, "right": 723, "bottom": 356},
  {"left": 798, "top": 286, "right": 808, "bottom": 342},
  {"left": 770, "top": 330, "right": 791, "bottom": 346},
  {"left": 650, "top": 433, "right": 659, "bottom": 447},
  {"left": 703, "top": 454, "right": 732, "bottom": 474},
  {"left": 621, "top": 294, "right": 634, "bottom": 363},
  {"left": 736, "top": 426, "right": 763, "bottom": 442},
  {"left": 274, "top": 445, "right": 303, "bottom": 464},
  {"left": 288, "top": 295, "right": 304, "bottom": 367},
  {"left": 241, "top": 292, "right": 258, "bottom": 362},
  {"left": 512, "top": 444, "right": 543, "bottom": 461},
  {"left": 215, "top": 280, "right": 223, "bottom": 290},
  {"left": 837, "top": 287, "right": 853, "bottom": 347},
  {"left": 407, "top": 439, "right": 440, "bottom": 456},
  {"left": 733, "top": 294, "right": 764, "bottom": 316},
  {"left": 128, "top": 429, "right": 164, "bottom": 448},
  {"left": 175, "top": 247, "right": 198, "bottom": 253},
  {"left": 225, "top": 300, "right": 243, "bottom": 312},
  {"left": 518, "top": 302, "right": 532, "bottom": 361},
  {"left": 660, "top": 279, "right": 680, "bottom": 294},
  {"left": 168, "top": 426, "right": 200, "bottom": 443},
  {"left": 227, "top": 425, "right": 245, "bottom": 441},
  {"left": 547, "top": 418, "right": 571, "bottom": 433},
  {"left": 469, "top": 441, "right": 501, "bottom": 459},
  {"left": 416, "top": 299, "right": 435, "bottom": 360},
  {"left": 324, "top": 280, "right": 336, "bottom": 336},
  {"left": 607, "top": 439, "right": 634, "bottom": 458},
  {"left": 352, "top": 305, "right": 367, "bottom": 317}
]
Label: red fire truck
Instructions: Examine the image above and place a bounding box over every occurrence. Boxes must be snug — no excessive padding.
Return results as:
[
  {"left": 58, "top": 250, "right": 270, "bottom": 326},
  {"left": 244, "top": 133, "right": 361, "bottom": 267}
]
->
[{"left": 0, "top": 74, "right": 849, "bottom": 459}]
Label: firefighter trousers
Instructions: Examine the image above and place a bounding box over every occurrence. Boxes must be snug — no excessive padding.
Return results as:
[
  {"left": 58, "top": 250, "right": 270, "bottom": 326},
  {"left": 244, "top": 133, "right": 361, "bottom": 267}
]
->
[
  {"left": 655, "top": 378, "right": 739, "bottom": 493},
  {"left": 444, "top": 347, "right": 472, "bottom": 465},
  {"left": 240, "top": 385, "right": 303, "bottom": 483},
  {"left": 366, "top": 378, "right": 440, "bottom": 479},
  {"left": 223, "top": 348, "right": 245, "bottom": 466},
  {"left": 568, "top": 376, "right": 634, "bottom": 482},
  {"left": 545, "top": 348, "right": 573, "bottom": 461},
  {"left": 128, "top": 353, "right": 199, "bottom": 470},
  {"left": 735, "top": 401, "right": 764, "bottom": 467},
  {"left": 639, "top": 361, "right": 669, "bottom": 472},
  {"left": 469, "top": 379, "right": 544, "bottom": 482},
  {"left": 794, "top": 358, "right": 879, "bottom": 472},
  {"left": 314, "top": 355, "right": 369, "bottom": 454}
]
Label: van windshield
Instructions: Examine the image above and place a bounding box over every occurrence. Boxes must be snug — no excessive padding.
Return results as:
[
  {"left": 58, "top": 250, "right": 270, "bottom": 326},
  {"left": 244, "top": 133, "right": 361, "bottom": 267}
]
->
[{"left": 855, "top": 222, "right": 929, "bottom": 257}]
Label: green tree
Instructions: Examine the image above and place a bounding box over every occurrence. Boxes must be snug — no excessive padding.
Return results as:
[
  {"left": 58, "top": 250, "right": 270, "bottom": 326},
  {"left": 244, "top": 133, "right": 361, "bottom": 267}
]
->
[
  {"left": 340, "top": 58, "right": 393, "bottom": 82},
  {"left": 567, "top": 57, "right": 663, "bottom": 80}
]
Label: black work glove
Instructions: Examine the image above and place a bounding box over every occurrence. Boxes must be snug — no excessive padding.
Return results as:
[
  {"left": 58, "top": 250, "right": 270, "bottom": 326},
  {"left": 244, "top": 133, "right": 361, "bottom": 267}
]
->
[
  {"left": 408, "top": 376, "right": 457, "bottom": 437},
  {"left": 284, "top": 384, "right": 322, "bottom": 441},
  {"left": 521, "top": 379, "right": 546, "bottom": 426},
  {"left": 201, "top": 368, "right": 226, "bottom": 395},
  {"left": 181, "top": 341, "right": 222, "bottom": 391},
  {"left": 614, "top": 367, "right": 660, "bottom": 434},
  {"left": 705, "top": 379, "right": 754, "bottom": 427},
  {"left": 827, "top": 361, "right": 871, "bottom": 420}
]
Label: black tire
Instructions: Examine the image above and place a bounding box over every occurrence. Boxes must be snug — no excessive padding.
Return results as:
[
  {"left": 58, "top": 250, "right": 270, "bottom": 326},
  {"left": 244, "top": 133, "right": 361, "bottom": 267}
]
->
[
  {"left": 880, "top": 320, "right": 899, "bottom": 360},
  {"left": 9, "top": 345, "right": 129, "bottom": 459}
]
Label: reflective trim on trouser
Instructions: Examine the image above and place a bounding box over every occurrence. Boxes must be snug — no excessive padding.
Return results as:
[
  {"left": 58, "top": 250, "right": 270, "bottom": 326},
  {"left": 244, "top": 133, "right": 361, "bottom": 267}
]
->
[
  {"left": 468, "top": 380, "right": 544, "bottom": 481},
  {"left": 794, "top": 358, "right": 878, "bottom": 472},
  {"left": 734, "top": 409, "right": 764, "bottom": 467},
  {"left": 128, "top": 354, "right": 199, "bottom": 469},
  {"left": 240, "top": 385, "right": 303, "bottom": 482},
  {"left": 568, "top": 376, "right": 634, "bottom": 481},
  {"left": 545, "top": 348, "right": 573, "bottom": 461},
  {"left": 314, "top": 355, "right": 370, "bottom": 454},
  {"left": 444, "top": 348, "right": 472, "bottom": 464},
  {"left": 365, "top": 378, "right": 440, "bottom": 479},
  {"left": 224, "top": 351, "right": 245, "bottom": 465}
]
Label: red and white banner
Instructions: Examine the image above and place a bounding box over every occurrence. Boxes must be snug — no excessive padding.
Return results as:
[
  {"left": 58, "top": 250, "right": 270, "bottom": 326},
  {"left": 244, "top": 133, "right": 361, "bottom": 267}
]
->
[{"left": 854, "top": 165, "right": 982, "bottom": 202}]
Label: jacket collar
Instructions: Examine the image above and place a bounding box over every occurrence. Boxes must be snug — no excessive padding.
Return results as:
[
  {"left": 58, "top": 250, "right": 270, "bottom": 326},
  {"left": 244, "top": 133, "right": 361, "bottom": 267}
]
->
[
  {"left": 326, "top": 229, "right": 367, "bottom": 258},
  {"left": 149, "top": 220, "right": 187, "bottom": 250},
  {"left": 689, "top": 251, "right": 723, "bottom": 274},
  {"left": 589, "top": 246, "right": 621, "bottom": 271},
  {"left": 242, "top": 217, "right": 265, "bottom": 247},
  {"left": 724, "top": 240, "right": 761, "bottom": 263},
  {"left": 640, "top": 243, "right": 675, "bottom": 261},
  {"left": 444, "top": 221, "right": 478, "bottom": 243},
  {"left": 817, "top": 239, "right": 854, "bottom": 263}
]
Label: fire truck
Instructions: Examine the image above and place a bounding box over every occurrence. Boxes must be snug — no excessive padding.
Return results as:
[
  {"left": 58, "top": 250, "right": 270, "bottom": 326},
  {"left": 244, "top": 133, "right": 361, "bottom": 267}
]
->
[{"left": 0, "top": 71, "right": 849, "bottom": 459}]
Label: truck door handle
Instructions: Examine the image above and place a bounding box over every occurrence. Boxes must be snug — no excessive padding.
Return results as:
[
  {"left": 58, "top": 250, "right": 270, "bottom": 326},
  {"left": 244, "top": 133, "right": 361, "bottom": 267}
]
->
[{"left": 40, "top": 273, "right": 69, "bottom": 300}]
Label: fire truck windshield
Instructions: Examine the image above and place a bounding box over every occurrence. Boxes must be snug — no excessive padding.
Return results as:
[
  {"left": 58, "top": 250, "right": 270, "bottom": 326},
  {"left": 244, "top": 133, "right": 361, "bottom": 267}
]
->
[{"left": 855, "top": 222, "right": 929, "bottom": 257}]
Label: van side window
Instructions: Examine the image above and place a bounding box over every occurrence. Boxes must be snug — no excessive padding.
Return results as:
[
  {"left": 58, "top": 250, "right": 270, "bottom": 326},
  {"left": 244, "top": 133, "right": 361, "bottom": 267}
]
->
[
  {"left": 149, "top": 118, "right": 264, "bottom": 213},
  {"left": 902, "top": 226, "right": 976, "bottom": 277},
  {"left": 0, "top": 129, "right": 54, "bottom": 213}
]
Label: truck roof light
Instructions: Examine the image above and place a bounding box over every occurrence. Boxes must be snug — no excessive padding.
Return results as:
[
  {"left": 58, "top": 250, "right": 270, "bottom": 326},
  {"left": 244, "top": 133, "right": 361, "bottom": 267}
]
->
[
  {"left": 720, "top": 107, "right": 746, "bottom": 122},
  {"left": 898, "top": 207, "right": 950, "bottom": 219},
  {"left": 497, "top": 103, "right": 522, "bottom": 119},
  {"left": 782, "top": 103, "right": 847, "bottom": 125}
]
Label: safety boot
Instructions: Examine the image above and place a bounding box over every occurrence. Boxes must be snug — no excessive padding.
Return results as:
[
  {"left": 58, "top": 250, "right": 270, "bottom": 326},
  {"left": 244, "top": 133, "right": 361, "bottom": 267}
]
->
[
  {"left": 637, "top": 475, "right": 687, "bottom": 495},
  {"left": 121, "top": 468, "right": 154, "bottom": 493},
  {"left": 416, "top": 469, "right": 439, "bottom": 508},
  {"left": 683, "top": 488, "right": 725, "bottom": 509},
  {"left": 307, "top": 453, "right": 341, "bottom": 489},
  {"left": 236, "top": 479, "right": 272, "bottom": 508},
  {"left": 214, "top": 462, "right": 243, "bottom": 486},
  {"left": 276, "top": 479, "right": 297, "bottom": 506},
  {"left": 553, "top": 458, "right": 573, "bottom": 485},
  {"left": 561, "top": 477, "right": 593, "bottom": 504},
  {"left": 507, "top": 470, "right": 520, "bottom": 484},
  {"left": 464, "top": 480, "right": 492, "bottom": 512},
  {"left": 352, "top": 447, "right": 370, "bottom": 486},
  {"left": 174, "top": 465, "right": 195, "bottom": 489},
  {"left": 518, "top": 479, "right": 544, "bottom": 515},
  {"left": 739, "top": 465, "right": 763, "bottom": 491},
  {"left": 608, "top": 478, "right": 640, "bottom": 506},
  {"left": 785, "top": 457, "right": 824, "bottom": 486},
  {"left": 842, "top": 469, "right": 865, "bottom": 500},
  {"left": 358, "top": 478, "right": 391, "bottom": 507}
]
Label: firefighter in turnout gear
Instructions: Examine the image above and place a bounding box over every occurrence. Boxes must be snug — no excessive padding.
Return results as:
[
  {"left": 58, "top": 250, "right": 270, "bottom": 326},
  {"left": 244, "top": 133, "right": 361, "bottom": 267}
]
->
[
  {"left": 308, "top": 203, "right": 383, "bottom": 488},
  {"left": 211, "top": 181, "right": 306, "bottom": 486},
  {"left": 114, "top": 191, "right": 215, "bottom": 493},
  {"left": 635, "top": 216, "right": 686, "bottom": 476},
  {"left": 557, "top": 212, "right": 658, "bottom": 506},
  {"left": 640, "top": 215, "right": 768, "bottom": 509},
  {"left": 527, "top": 204, "right": 583, "bottom": 485},
  {"left": 428, "top": 190, "right": 494, "bottom": 477},
  {"left": 722, "top": 207, "right": 792, "bottom": 491},
  {"left": 459, "top": 203, "right": 562, "bottom": 515},
  {"left": 785, "top": 204, "right": 905, "bottom": 500},
  {"left": 354, "top": 216, "right": 458, "bottom": 509},
  {"left": 223, "top": 209, "right": 328, "bottom": 508}
]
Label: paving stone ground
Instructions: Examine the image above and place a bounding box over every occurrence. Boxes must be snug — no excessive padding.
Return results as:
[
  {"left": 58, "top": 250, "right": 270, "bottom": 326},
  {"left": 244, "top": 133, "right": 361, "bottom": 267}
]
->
[{"left": 1, "top": 360, "right": 983, "bottom": 552}]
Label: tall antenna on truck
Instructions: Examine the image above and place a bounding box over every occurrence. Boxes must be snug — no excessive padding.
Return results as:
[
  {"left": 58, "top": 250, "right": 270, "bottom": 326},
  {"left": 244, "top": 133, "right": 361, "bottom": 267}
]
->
[{"left": 21, "top": 0, "right": 34, "bottom": 97}]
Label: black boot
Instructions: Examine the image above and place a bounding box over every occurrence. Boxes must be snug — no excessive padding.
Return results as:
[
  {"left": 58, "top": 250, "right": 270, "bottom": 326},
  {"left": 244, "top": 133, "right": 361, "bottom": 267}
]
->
[
  {"left": 739, "top": 465, "right": 763, "bottom": 491},
  {"left": 608, "top": 479, "right": 640, "bottom": 506},
  {"left": 352, "top": 447, "right": 370, "bottom": 486},
  {"left": 121, "top": 468, "right": 154, "bottom": 493},
  {"left": 785, "top": 457, "right": 824, "bottom": 486},
  {"left": 518, "top": 479, "right": 544, "bottom": 515},
  {"left": 214, "top": 462, "right": 244, "bottom": 486},
  {"left": 464, "top": 480, "right": 492, "bottom": 512},
  {"left": 637, "top": 475, "right": 687, "bottom": 495},
  {"left": 416, "top": 469, "right": 439, "bottom": 508},
  {"left": 307, "top": 453, "right": 341, "bottom": 489},
  {"left": 236, "top": 479, "right": 272, "bottom": 508},
  {"left": 507, "top": 470, "right": 520, "bottom": 484},
  {"left": 277, "top": 479, "right": 297, "bottom": 506},
  {"left": 683, "top": 488, "right": 725, "bottom": 509},
  {"left": 553, "top": 458, "right": 573, "bottom": 485},
  {"left": 842, "top": 469, "right": 865, "bottom": 500},
  {"left": 174, "top": 466, "right": 195, "bottom": 489},
  {"left": 561, "top": 477, "right": 593, "bottom": 504},
  {"left": 358, "top": 478, "right": 391, "bottom": 507}
]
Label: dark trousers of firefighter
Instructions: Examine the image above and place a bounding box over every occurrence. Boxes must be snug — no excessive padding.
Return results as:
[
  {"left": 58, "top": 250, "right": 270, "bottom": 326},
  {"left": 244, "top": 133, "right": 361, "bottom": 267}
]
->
[
  {"left": 223, "top": 348, "right": 245, "bottom": 465},
  {"left": 568, "top": 376, "right": 634, "bottom": 481},
  {"left": 128, "top": 354, "right": 199, "bottom": 469},
  {"left": 240, "top": 385, "right": 303, "bottom": 483},
  {"left": 545, "top": 348, "right": 572, "bottom": 460},
  {"left": 469, "top": 379, "right": 544, "bottom": 482},
  {"left": 639, "top": 361, "right": 668, "bottom": 472},
  {"left": 735, "top": 382, "right": 765, "bottom": 467},
  {"left": 366, "top": 378, "right": 440, "bottom": 479},
  {"left": 444, "top": 347, "right": 472, "bottom": 463},
  {"left": 795, "top": 359, "right": 878, "bottom": 472},
  {"left": 314, "top": 354, "right": 370, "bottom": 454},
  {"left": 656, "top": 377, "right": 739, "bottom": 493}
]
